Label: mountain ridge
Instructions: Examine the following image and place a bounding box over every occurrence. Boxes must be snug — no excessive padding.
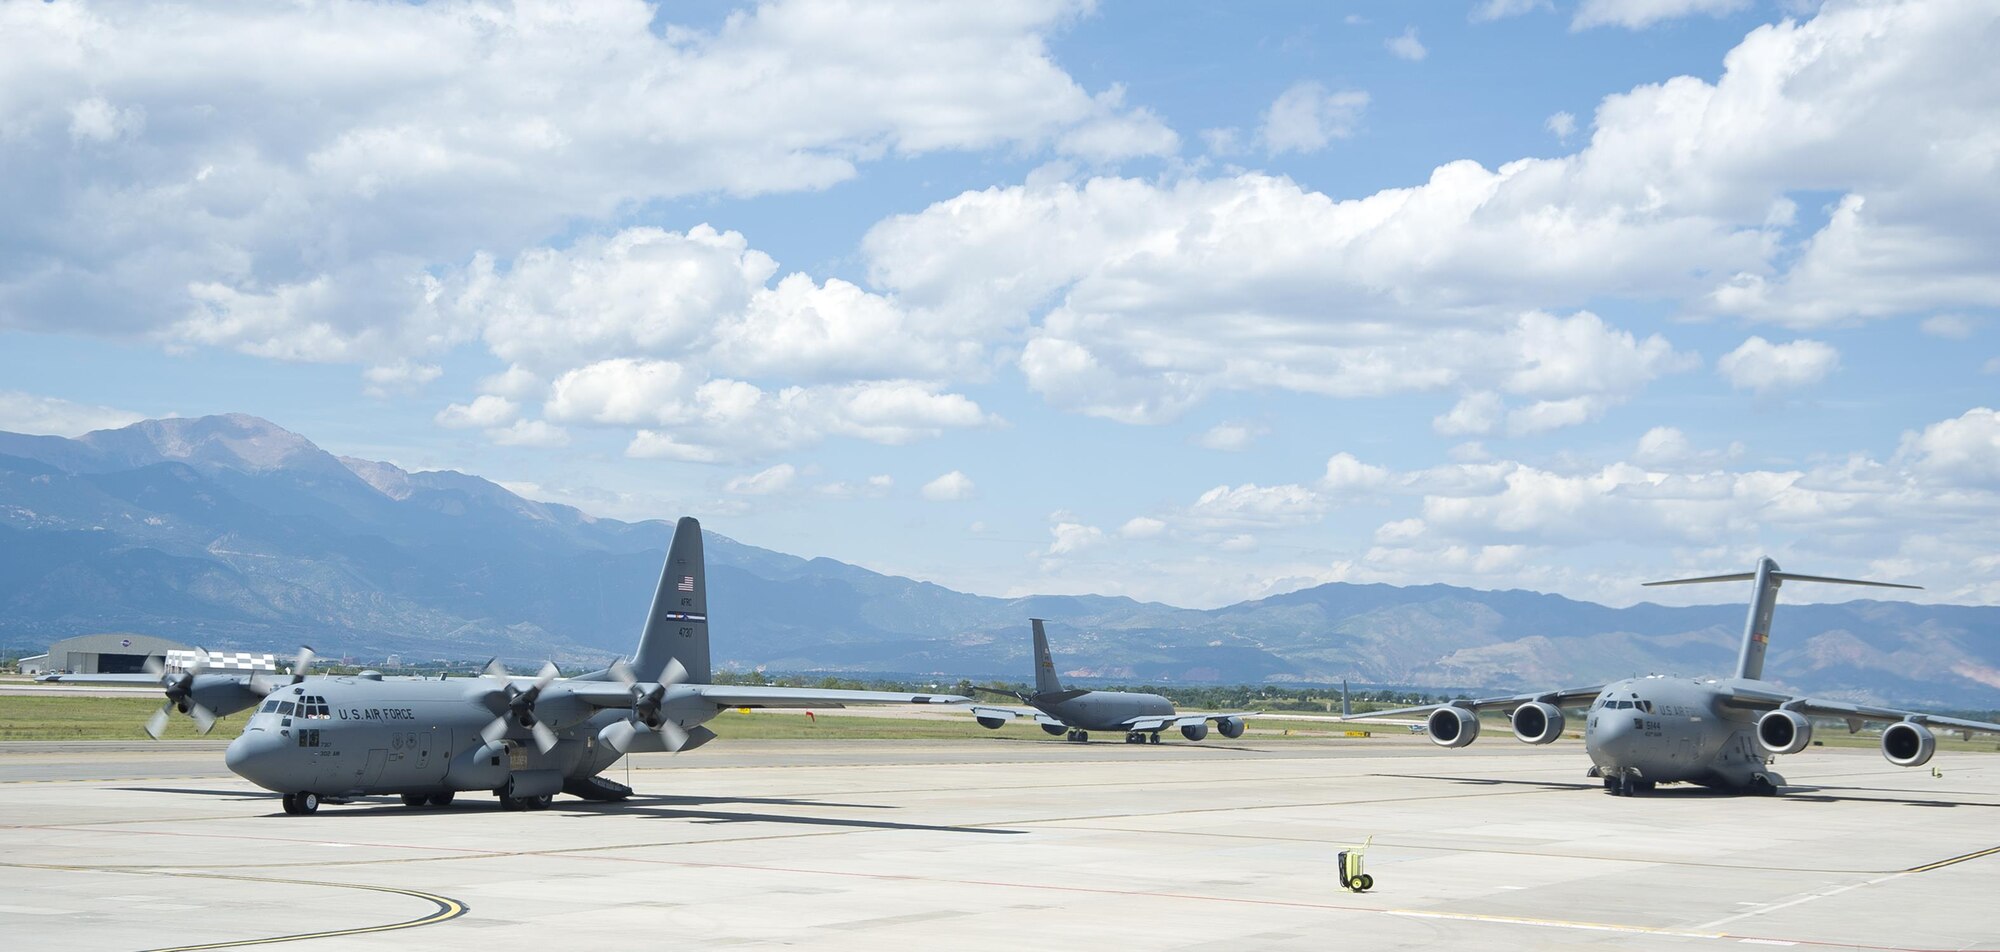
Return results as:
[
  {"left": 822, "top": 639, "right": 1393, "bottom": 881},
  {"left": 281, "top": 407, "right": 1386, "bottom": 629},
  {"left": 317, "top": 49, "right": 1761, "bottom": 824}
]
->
[{"left": 2, "top": 414, "right": 1996, "bottom": 708}]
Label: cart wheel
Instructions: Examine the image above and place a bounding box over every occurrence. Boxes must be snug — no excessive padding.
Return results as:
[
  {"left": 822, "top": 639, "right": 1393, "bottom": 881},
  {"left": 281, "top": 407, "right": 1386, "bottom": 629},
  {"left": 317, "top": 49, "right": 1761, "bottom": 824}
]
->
[{"left": 1356, "top": 873, "right": 1373, "bottom": 891}]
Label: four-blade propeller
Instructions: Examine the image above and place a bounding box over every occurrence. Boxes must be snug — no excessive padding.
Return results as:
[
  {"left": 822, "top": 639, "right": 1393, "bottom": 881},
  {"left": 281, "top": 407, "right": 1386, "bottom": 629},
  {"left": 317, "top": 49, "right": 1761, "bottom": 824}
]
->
[
  {"left": 600, "top": 658, "right": 691, "bottom": 754},
  {"left": 143, "top": 649, "right": 214, "bottom": 739},
  {"left": 480, "top": 659, "right": 563, "bottom": 753}
]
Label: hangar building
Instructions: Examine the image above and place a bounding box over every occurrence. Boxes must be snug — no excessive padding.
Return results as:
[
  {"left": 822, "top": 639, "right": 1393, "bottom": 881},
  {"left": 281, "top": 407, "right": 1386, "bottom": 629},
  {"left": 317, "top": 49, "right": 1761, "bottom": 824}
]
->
[{"left": 30, "top": 633, "right": 192, "bottom": 675}]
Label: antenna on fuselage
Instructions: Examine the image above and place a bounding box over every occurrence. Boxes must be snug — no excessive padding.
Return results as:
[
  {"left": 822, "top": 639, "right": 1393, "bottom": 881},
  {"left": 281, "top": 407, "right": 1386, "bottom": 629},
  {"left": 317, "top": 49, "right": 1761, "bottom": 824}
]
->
[{"left": 1643, "top": 557, "right": 1921, "bottom": 681}]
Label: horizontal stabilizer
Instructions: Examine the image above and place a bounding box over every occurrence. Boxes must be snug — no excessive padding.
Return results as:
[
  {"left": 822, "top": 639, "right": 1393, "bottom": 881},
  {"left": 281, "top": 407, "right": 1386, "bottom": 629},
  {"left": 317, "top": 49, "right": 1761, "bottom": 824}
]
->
[
  {"left": 1768, "top": 571, "right": 1922, "bottom": 590},
  {"left": 1641, "top": 572, "right": 1755, "bottom": 587},
  {"left": 1644, "top": 571, "right": 1921, "bottom": 591}
]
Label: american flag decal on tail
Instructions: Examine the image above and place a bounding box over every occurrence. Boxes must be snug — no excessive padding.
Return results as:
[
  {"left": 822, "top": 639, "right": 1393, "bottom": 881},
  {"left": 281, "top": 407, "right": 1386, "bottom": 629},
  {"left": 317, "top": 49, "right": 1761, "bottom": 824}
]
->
[{"left": 678, "top": 576, "right": 695, "bottom": 593}]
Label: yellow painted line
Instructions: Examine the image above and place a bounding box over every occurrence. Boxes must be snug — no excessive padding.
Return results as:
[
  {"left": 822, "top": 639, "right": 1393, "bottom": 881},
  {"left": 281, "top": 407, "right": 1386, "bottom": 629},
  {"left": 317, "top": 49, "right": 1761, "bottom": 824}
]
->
[
  {"left": 1905, "top": 844, "right": 2000, "bottom": 873},
  {"left": 2, "top": 864, "right": 467, "bottom": 951}
]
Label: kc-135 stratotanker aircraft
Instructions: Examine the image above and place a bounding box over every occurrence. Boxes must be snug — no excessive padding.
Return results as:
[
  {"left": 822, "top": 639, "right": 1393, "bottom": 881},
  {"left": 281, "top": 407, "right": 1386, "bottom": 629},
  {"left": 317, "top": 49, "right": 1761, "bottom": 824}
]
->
[
  {"left": 966, "top": 619, "right": 1253, "bottom": 743},
  {"left": 96, "top": 517, "right": 969, "bottom": 814},
  {"left": 1347, "top": 559, "right": 2000, "bottom": 795}
]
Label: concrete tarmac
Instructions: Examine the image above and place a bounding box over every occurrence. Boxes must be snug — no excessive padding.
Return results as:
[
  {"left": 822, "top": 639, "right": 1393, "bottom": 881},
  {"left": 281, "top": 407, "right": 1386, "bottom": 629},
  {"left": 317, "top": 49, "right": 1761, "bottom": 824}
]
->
[{"left": 3, "top": 735, "right": 1997, "bottom": 951}]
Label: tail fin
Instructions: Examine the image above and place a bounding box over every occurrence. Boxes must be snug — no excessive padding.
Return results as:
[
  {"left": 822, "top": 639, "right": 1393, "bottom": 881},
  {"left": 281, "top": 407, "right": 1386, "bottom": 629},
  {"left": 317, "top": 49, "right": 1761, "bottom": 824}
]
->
[
  {"left": 631, "top": 517, "right": 712, "bottom": 684},
  {"left": 1341, "top": 679, "right": 1351, "bottom": 719},
  {"left": 1030, "top": 619, "right": 1065, "bottom": 696},
  {"left": 1644, "top": 557, "right": 1920, "bottom": 681}
]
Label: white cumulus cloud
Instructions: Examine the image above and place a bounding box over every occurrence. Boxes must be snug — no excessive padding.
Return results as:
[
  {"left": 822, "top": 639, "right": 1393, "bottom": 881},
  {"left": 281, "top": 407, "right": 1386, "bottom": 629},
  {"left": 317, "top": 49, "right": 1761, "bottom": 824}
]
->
[
  {"left": 1260, "top": 82, "right": 1369, "bottom": 155},
  {"left": 1386, "top": 27, "right": 1428, "bottom": 61},
  {"left": 1716, "top": 337, "right": 1840, "bottom": 394},
  {"left": 0, "top": 391, "right": 146, "bottom": 437},
  {"left": 922, "top": 470, "right": 976, "bottom": 501},
  {"left": 1573, "top": 0, "right": 1753, "bottom": 31}
]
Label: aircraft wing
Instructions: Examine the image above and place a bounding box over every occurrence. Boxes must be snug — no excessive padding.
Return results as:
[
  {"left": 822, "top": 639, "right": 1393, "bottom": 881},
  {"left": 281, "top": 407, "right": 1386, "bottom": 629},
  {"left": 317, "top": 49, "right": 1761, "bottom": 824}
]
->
[
  {"left": 688, "top": 685, "right": 969, "bottom": 710},
  {"left": 1120, "top": 711, "right": 1255, "bottom": 731},
  {"left": 35, "top": 673, "right": 165, "bottom": 685},
  {"left": 1716, "top": 686, "right": 2000, "bottom": 736},
  {"left": 966, "top": 705, "right": 1068, "bottom": 727},
  {"left": 546, "top": 680, "right": 969, "bottom": 711},
  {"left": 1349, "top": 685, "right": 1609, "bottom": 721}
]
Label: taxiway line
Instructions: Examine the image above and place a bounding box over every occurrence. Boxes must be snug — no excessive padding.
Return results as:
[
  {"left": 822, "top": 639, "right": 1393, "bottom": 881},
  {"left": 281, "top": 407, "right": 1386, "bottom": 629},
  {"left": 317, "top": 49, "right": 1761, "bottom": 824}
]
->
[{"left": 2, "top": 863, "right": 467, "bottom": 951}]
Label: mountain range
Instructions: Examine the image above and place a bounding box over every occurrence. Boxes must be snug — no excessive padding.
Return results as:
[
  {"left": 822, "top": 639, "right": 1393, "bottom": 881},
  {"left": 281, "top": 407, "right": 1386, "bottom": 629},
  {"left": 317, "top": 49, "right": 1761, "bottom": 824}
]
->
[{"left": 2, "top": 414, "right": 1997, "bottom": 708}]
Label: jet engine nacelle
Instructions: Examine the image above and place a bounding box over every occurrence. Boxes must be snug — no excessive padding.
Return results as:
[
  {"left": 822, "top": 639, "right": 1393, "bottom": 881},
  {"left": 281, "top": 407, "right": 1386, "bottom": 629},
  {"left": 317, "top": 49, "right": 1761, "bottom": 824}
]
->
[
  {"left": 1427, "top": 707, "right": 1480, "bottom": 748},
  {"left": 1216, "top": 716, "right": 1245, "bottom": 739},
  {"left": 1510, "top": 702, "right": 1565, "bottom": 745},
  {"left": 1041, "top": 723, "right": 1068, "bottom": 736},
  {"left": 1181, "top": 722, "right": 1210, "bottom": 741},
  {"left": 975, "top": 716, "right": 1007, "bottom": 730},
  {"left": 1756, "top": 709, "right": 1812, "bottom": 755},
  {"left": 1882, "top": 721, "right": 1936, "bottom": 767}
]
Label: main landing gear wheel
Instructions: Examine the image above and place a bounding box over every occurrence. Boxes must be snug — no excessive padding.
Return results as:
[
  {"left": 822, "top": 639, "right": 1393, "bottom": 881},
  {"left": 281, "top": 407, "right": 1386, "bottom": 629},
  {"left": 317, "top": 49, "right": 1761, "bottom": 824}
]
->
[
  {"left": 1066, "top": 729, "right": 1089, "bottom": 743},
  {"left": 282, "top": 792, "right": 321, "bottom": 815},
  {"left": 401, "top": 793, "right": 428, "bottom": 808},
  {"left": 1125, "top": 732, "right": 1144, "bottom": 744},
  {"left": 1149, "top": 733, "right": 1161, "bottom": 744},
  {"left": 428, "top": 792, "right": 455, "bottom": 808},
  {"left": 501, "top": 793, "right": 554, "bottom": 811}
]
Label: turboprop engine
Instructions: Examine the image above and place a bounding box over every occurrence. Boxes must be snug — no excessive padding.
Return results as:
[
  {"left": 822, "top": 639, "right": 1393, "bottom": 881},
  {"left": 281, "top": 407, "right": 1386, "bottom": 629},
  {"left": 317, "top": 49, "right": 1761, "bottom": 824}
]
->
[
  {"left": 1216, "top": 716, "right": 1245, "bottom": 739},
  {"left": 1757, "top": 709, "right": 1813, "bottom": 755},
  {"left": 1427, "top": 707, "right": 1480, "bottom": 748},
  {"left": 1881, "top": 721, "right": 1936, "bottom": 767},
  {"left": 1510, "top": 702, "right": 1565, "bottom": 745}
]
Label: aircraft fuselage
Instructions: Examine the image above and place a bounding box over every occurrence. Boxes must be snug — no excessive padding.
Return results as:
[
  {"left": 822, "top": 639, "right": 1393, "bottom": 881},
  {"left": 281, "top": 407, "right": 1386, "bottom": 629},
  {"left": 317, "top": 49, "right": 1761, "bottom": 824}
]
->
[
  {"left": 1583, "top": 676, "right": 1774, "bottom": 791},
  {"left": 223, "top": 676, "right": 630, "bottom": 802},
  {"left": 1038, "top": 690, "right": 1176, "bottom": 732}
]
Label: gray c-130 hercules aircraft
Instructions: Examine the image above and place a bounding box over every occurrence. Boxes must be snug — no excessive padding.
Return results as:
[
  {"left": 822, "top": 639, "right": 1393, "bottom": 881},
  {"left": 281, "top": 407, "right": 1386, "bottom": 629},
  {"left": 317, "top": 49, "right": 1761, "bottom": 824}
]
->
[
  {"left": 1348, "top": 559, "right": 2000, "bottom": 796},
  {"left": 90, "top": 516, "right": 968, "bottom": 814},
  {"left": 966, "top": 619, "right": 1253, "bottom": 743}
]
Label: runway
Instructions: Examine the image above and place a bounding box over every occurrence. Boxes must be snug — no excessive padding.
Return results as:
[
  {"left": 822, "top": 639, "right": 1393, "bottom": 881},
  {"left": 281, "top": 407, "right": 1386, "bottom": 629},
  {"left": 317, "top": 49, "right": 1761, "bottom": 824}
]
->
[{"left": 3, "top": 735, "right": 1997, "bottom": 951}]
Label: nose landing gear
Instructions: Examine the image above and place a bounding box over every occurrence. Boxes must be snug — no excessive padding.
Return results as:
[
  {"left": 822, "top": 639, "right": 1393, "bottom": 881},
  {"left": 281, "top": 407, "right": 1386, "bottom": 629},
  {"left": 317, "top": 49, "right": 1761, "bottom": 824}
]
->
[{"left": 1601, "top": 770, "right": 1654, "bottom": 796}]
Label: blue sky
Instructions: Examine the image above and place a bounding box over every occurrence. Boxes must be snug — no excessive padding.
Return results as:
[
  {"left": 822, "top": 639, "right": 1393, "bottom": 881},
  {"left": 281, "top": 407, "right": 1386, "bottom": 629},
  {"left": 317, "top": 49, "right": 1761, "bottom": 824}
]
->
[{"left": 3, "top": 0, "right": 1997, "bottom": 609}]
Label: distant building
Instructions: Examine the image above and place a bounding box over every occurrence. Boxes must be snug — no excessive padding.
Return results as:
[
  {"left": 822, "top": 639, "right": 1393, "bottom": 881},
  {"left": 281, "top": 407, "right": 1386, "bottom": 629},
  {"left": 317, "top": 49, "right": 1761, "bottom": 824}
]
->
[
  {"left": 37, "top": 633, "right": 191, "bottom": 675},
  {"left": 17, "top": 654, "right": 50, "bottom": 676}
]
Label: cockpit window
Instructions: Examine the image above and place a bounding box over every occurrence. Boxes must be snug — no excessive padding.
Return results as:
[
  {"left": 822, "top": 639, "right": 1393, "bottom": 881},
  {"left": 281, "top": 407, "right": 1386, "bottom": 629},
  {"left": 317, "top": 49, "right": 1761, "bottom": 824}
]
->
[
  {"left": 260, "top": 699, "right": 280, "bottom": 713},
  {"left": 298, "top": 696, "right": 330, "bottom": 719},
  {"left": 1637, "top": 700, "right": 1654, "bottom": 714},
  {"left": 276, "top": 701, "right": 296, "bottom": 716}
]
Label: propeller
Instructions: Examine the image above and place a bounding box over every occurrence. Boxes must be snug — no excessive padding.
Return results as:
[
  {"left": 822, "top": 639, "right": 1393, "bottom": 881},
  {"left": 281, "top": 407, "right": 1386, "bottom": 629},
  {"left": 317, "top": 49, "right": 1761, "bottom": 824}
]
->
[
  {"left": 600, "top": 658, "right": 690, "bottom": 754},
  {"left": 143, "top": 648, "right": 215, "bottom": 739},
  {"left": 480, "top": 659, "right": 562, "bottom": 753},
  {"left": 251, "top": 644, "right": 317, "bottom": 698}
]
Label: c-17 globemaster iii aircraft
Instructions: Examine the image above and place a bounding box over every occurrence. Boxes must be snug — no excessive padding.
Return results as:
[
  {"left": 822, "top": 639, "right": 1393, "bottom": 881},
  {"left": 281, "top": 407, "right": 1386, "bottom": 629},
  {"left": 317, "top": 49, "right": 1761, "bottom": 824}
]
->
[
  {"left": 966, "top": 619, "right": 1252, "bottom": 743},
  {"left": 65, "top": 517, "right": 967, "bottom": 814},
  {"left": 1347, "top": 559, "right": 2000, "bottom": 796}
]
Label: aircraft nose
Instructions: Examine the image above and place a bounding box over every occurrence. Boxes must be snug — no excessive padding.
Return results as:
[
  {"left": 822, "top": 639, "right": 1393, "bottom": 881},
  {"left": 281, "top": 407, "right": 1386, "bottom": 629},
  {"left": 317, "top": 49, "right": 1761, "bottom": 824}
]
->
[
  {"left": 225, "top": 728, "right": 289, "bottom": 793},
  {"left": 1586, "top": 713, "right": 1640, "bottom": 766}
]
